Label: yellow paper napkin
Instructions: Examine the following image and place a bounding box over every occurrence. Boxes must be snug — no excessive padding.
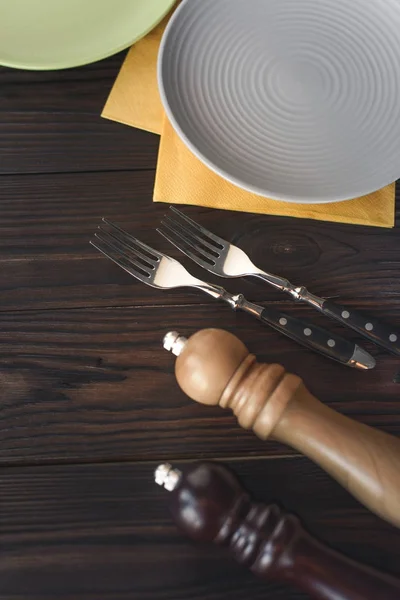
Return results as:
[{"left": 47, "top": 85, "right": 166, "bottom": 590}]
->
[{"left": 102, "top": 15, "right": 395, "bottom": 228}]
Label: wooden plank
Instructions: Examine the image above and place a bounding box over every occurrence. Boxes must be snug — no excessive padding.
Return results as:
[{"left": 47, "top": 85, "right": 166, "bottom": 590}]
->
[
  {"left": 0, "top": 57, "right": 161, "bottom": 175},
  {"left": 0, "top": 304, "right": 398, "bottom": 465},
  {"left": 0, "top": 113, "right": 159, "bottom": 174},
  {"left": 0, "top": 55, "right": 127, "bottom": 113},
  {"left": 0, "top": 457, "right": 399, "bottom": 600},
  {"left": 0, "top": 171, "right": 400, "bottom": 311}
]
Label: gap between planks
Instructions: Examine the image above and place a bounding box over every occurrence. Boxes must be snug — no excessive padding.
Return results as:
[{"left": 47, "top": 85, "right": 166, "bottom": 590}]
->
[{"left": 0, "top": 452, "right": 302, "bottom": 471}]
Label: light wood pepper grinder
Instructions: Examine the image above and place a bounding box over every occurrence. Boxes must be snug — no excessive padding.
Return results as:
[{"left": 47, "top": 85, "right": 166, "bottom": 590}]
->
[
  {"left": 155, "top": 461, "right": 400, "bottom": 600},
  {"left": 163, "top": 329, "right": 400, "bottom": 528}
]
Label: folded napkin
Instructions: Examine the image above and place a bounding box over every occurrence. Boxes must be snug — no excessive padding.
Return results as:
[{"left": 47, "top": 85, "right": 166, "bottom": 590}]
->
[{"left": 102, "top": 14, "right": 395, "bottom": 228}]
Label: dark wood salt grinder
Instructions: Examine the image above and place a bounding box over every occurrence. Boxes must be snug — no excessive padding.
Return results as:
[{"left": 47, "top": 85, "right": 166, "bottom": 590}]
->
[
  {"left": 156, "top": 461, "right": 400, "bottom": 600},
  {"left": 163, "top": 329, "right": 400, "bottom": 528}
]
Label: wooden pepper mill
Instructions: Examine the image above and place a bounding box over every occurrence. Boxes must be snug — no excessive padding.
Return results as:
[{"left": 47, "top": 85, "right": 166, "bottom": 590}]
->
[
  {"left": 155, "top": 461, "right": 400, "bottom": 600},
  {"left": 163, "top": 329, "right": 400, "bottom": 528}
]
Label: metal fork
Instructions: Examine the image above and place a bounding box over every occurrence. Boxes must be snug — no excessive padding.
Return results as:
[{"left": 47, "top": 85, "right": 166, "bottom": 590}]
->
[
  {"left": 91, "top": 219, "right": 374, "bottom": 370},
  {"left": 158, "top": 207, "right": 400, "bottom": 357}
]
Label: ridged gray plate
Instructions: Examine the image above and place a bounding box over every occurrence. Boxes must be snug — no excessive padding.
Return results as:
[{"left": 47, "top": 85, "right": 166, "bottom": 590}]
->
[{"left": 158, "top": 0, "right": 400, "bottom": 203}]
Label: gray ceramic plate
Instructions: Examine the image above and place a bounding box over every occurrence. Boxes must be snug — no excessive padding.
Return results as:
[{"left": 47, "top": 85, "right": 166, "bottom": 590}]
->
[{"left": 158, "top": 0, "right": 400, "bottom": 203}]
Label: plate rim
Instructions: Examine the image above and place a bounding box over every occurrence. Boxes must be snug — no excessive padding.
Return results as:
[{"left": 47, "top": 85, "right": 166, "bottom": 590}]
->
[
  {"left": 0, "top": 0, "right": 176, "bottom": 70},
  {"left": 158, "top": 0, "right": 395, "bottom": 205}
]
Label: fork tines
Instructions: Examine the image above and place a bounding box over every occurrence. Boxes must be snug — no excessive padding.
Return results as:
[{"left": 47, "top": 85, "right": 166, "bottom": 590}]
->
[
  {"left": 90, "top": 218, "right": 161, "bottom": 283},
  {"left": 158, "top": 206, "right": 224, "bottom": 268}
]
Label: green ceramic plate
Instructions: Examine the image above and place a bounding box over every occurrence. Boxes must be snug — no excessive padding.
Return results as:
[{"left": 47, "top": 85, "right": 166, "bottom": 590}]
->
[{"left": 0, "top": 0, "right": 175, "bottom": 70}]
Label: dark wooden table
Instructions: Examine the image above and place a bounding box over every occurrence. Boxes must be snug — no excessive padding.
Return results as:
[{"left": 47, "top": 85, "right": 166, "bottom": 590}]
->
[{"left": 1, "top": 53, "right": 400, "bottom": 600}]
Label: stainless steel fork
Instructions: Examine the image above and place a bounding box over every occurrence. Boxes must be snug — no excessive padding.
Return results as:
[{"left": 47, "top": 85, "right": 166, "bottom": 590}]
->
[
  {"left": 158, "top": 206, "right": 400, "bottom": 357},
  {"left": 91, "top": 219, "right": 374, "bottom": 370}
]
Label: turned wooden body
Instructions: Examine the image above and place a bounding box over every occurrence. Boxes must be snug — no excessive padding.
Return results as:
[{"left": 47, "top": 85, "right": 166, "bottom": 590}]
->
[
  {"left": 161, "top": 461, "right": 400, "bottom": 600},
  {"left": 167, "top": 328, "right": 400, "bottom": 528}
]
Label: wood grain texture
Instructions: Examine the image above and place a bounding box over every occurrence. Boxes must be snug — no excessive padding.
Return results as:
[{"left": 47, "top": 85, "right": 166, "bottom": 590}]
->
[
  {"left": 0, "top": 305, "right": 398, "bottom": 465},
  {"left": 1, "top": 55, "right": 400, "bottom": 600},
  {"left": 0, "top": 55, "right": 159, "bottom": 174},
  {"left": 0, "top": 55, "right": 127, "bottom": 112},
  {"left": 0, "top": 171, "right": 400, "bottom": 310},
  {"left": 1, "top": 457, "right": 399, "bottom": 600},
  {"left": 0, "top": 113, "right": 159, "bottom": 174}
]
